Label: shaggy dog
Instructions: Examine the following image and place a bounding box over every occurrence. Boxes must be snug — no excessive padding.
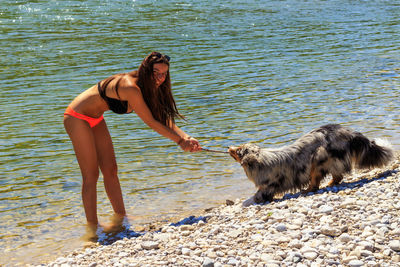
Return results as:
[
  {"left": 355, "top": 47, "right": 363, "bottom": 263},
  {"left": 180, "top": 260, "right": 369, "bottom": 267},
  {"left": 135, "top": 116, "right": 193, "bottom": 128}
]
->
[{"left": 228, "top": 124, "right": 394, "bottom": 206}]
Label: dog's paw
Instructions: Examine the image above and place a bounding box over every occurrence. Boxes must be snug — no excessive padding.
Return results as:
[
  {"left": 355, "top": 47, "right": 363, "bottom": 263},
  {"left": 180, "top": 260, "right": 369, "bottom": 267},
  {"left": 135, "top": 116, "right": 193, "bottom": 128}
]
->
[
  {"left": 242, "top": 196, "right": 256, "bottom": 207},
  {"left": 301, "top": 186, "right": 319, "bottom": 195}
]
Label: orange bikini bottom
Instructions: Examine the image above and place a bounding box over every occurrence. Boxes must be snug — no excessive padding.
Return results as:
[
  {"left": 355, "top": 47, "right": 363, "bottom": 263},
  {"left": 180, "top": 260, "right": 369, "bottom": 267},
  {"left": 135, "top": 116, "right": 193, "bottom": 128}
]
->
[{"left": 64, "top": 106, "right": 104, "bottom": 128}]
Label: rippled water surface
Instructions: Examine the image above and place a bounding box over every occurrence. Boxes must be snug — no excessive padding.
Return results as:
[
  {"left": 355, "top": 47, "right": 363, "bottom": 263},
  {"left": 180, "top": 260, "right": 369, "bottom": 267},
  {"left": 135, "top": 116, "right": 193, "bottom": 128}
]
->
[{"left": 1, "top": 0, "right": 399, "bottom": 265}]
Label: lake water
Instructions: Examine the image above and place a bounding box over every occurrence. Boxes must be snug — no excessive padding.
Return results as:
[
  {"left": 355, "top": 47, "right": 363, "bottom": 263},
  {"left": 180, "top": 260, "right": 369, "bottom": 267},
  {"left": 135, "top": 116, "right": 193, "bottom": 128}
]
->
[{"left": 1, "top": 0, "right": 399, "bottom": 265}]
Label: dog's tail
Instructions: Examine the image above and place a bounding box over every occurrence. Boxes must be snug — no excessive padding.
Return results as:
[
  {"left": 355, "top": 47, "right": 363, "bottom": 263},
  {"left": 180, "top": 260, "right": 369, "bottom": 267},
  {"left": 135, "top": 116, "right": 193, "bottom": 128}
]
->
[{"left": 350, "top": 133, "right": 394, "bottom": 169}]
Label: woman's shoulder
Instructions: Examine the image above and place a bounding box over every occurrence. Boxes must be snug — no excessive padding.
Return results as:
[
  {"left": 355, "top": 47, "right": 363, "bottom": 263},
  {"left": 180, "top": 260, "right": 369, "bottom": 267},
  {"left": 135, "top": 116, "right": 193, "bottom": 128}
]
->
[
  {"left": 118, "top": 75, "right": 142, "bottom": 99},
  {"left": 120, "top": 74, "right": 139, "bottom": 88}
]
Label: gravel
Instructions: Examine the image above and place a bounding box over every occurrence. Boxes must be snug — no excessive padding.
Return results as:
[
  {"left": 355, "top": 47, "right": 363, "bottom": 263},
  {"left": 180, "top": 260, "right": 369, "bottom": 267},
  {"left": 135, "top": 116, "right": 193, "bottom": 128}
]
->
[{"left": 37, "top": 153, "right": 400, "bottom": 267}]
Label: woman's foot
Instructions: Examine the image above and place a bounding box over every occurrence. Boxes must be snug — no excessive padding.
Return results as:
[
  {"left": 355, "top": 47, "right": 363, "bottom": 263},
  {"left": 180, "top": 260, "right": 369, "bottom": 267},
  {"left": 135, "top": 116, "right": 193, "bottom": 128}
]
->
[
  {"left": 82, "top": 222, "right": 99, "bottom": 242},
  {"left": 102, "top": 213, "right": 129, "bottom": 233}
]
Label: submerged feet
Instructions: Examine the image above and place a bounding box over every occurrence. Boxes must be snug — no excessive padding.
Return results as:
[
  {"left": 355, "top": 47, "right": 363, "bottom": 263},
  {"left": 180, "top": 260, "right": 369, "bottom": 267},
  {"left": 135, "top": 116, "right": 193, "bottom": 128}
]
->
[
  {"left": 102, "top": 213, "right": 127, "bottom": 233},
  {"left": 83, "top": 214, "right": 133, "bottom": 243},
  {"left": 83, "top": 223, "right": 100, "bottom": 243}
]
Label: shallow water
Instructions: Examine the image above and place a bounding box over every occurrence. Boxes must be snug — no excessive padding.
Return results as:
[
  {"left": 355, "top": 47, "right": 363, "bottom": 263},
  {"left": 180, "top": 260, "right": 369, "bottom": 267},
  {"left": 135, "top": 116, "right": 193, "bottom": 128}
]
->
[{"left": 1, "top": 0, "right": 399, "bottom": 265}]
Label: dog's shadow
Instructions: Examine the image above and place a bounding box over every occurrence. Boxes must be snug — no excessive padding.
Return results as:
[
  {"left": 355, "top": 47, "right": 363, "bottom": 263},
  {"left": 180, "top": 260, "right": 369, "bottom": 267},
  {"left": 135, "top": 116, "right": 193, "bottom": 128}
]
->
[{"left": 252, "top": 169, "right": 398, "bottom": 206}]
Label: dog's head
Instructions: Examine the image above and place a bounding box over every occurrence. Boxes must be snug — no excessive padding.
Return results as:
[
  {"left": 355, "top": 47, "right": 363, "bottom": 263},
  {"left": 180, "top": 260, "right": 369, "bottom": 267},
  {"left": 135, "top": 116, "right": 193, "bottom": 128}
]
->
[
  {"left": 228, "top": 143, "right": 261, "bottom": 165},
  {"left": 229, "top": 143, "right": 267, "bottom": 188}
]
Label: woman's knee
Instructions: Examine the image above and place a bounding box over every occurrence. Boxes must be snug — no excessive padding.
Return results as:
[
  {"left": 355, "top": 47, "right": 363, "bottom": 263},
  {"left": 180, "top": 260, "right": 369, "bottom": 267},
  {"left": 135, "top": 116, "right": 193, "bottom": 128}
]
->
[
  {"left": 82, "top": 172, "right": 100, "bottom": 188},
  {"left": 101, "top": 163, "right": 118, "bottom": 180}
]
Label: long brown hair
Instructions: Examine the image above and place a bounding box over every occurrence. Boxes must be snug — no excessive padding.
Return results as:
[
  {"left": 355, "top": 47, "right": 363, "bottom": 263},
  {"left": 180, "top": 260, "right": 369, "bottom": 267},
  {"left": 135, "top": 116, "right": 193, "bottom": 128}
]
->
[
  {"left": 130, "top": 52, "right": 183, "bottom": 127},
  {"left": 101, "top": 52, "right": 184, "bottom": 126}
]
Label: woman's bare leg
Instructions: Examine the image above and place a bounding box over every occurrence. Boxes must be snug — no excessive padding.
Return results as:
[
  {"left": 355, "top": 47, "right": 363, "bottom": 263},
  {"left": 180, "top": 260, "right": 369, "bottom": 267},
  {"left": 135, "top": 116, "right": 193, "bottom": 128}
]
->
[
  {"left": 64, "top": 115, "right": 100, "bottom": 226},
  {"left": 92, "top": 120, "right": 126, "bottom": 220}
]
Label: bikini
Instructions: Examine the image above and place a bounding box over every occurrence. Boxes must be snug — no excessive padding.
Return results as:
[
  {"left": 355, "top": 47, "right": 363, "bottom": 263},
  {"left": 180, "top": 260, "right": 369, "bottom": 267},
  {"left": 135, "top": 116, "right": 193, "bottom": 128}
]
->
[
  {"left": 64, "top": 106, "right": 104, "bottom": 128},
  {"left": 64, "top": 82, "right": 129, "bottom": 128},
  {"left": 97, "top": 82, "right": 128, "bottom": 114}
]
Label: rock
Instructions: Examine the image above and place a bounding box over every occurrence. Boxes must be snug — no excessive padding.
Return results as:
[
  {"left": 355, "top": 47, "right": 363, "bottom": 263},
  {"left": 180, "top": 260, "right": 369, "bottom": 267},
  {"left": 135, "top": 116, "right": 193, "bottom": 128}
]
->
[
  {"left": 338, "top": 233, "right": 352, "bottom": 243},
  {"left": 288, "top": 239, "right": 303, "bottom": 249},
  {"left": 275, "top": 224, "right": 287, "bottom": 232},
  {"left": 348, "top": 260, "right": 364, "bottom": 267},
  {"left": 303, "top": 251, "right": 318, "bottom": 260},
  {"left": 342, "top": 256, "right": 358, "bottom": 264},
  {"left": 359, "top": 241, "right": 374, "bottom": 252},
  {"left": 180, "top": 225, "right": 194, "bottom": 231},
  {"left": 320, "top": 225, "right": 341, "bottom": 237},
  {"left": 251, "top": 234, "right": 263, "bottom": 241},
  {"left": 210, "top": 226, "right": 220, "bottom": 235},
  {"left": 141, "top": 241, "right": 159, "bottom": 250},
  {"left": 366, "top": 261, "right": 379, "bottom": 267},
  {"left": 154, "top": 233, "right": 170, "bottom": 242},
  {"left": 134, "top": 225, "right": 146, "bottom": 232},
  {"left": 319, "top": 205, "right": 334, "bottom": 214},
  {"left": 226, "top": 199, "right": 235, "bottom": 206},
  {"left": 392, "top": 254, "right": 400, "bottom": 262},
  {"left": 207, "top": 251, "right": 217, "bottom": 259},
  {"left": 285, "top": 251, "right": 302, "bottom": 263},
  {"left": 227, "top": 229, "right": 242, "bottom": 238},
  {"left": 292, "top": 218, "right": 303, "bottom": 226},
  {"left": 227, "top": 258, "right": 239, "bottom": 265},
  {"left": 181, "top": 230, "right": 191, "bottom": 236},
  {"left": 389, "top": 240, "right": 400, "bottom": 252},
  {"left": 55, "top": 257, "right": 68, "bottom": 264},
  {"left": 349, "top": 246, "right": 362, "bottom": 258},
  {"left": 260, "top": 253, "right": 274, "bottom": 262},
  {"left": 118, "top": 251, "right": 130, "bottom": 257},
  {"left": 203, "top": 258, "right": 214, "bottom": 267},
  {"left": 276, "top": 236, "right": 290, "bottom": 243},
  {"left": 216, "top": 251, "right": 224, "bottom": 257}
]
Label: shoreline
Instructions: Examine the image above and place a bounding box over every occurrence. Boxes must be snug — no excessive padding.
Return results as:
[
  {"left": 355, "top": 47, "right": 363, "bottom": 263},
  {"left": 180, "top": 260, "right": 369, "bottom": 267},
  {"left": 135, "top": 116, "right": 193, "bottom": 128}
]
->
[{"left": 39, "top": 153, "right": 400, "bottom": 267}]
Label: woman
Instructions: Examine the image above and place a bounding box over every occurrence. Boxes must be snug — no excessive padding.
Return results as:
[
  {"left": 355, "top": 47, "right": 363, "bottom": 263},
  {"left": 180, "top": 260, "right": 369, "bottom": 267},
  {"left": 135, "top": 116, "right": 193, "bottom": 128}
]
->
[{"left": 64, "top": 52, "right": 201, "bottom": 235}]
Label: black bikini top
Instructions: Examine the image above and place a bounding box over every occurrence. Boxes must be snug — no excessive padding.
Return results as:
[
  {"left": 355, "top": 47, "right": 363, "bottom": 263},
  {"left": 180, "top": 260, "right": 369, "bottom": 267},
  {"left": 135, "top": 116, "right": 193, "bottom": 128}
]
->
[{"left": 98, "top": 82, "right": 129, "bottom": 114}]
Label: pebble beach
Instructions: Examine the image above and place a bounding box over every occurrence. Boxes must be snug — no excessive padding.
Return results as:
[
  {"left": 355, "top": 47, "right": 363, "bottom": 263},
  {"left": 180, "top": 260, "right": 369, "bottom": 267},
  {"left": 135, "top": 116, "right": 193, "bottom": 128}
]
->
[{"left": 40, "top": 153, "right": 400, "bottom": 267}]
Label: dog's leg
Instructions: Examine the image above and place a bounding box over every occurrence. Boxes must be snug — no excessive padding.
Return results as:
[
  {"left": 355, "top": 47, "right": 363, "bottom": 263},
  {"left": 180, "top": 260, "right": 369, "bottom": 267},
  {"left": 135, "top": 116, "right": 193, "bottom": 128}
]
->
[
  {"left": 327, "top": 175, "right": 343, "bottom": 187},
  {"left": 242, "top": 196, "right": 256, "bottom": 207},
  {"left": 254, "top": 188, "right": 273, "bottom": 204},
  {"left": 302, "top": 163, "right": 322, "bottom": 193},
  {"left": 242, "top": 189, "right": 273, "bottom": 207}
]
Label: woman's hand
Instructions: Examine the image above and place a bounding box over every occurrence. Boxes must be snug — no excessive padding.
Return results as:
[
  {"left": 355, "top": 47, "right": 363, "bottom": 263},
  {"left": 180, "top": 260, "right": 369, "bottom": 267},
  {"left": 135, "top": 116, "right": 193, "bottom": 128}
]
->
[
  {"left": 188, "top": 137, "right": 201, "bottom": 152},
  {"left": 178, "top": 137, "right": 202, "bottom": 152}
]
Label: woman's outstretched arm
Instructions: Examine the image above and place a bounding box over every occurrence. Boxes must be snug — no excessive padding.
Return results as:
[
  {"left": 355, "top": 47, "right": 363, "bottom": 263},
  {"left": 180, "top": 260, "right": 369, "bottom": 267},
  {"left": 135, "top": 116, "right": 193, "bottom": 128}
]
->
[
  {"left": 119, "top": 80, "right": 195, "bottom": 151},
  {"left": 170, "top": 122, "right": 201, "bottom": 152}
]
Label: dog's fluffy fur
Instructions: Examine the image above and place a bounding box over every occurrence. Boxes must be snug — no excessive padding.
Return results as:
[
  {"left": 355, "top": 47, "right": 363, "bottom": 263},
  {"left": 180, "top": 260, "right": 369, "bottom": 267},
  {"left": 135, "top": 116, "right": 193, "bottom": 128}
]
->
[{"left": 228, "top": 124, "right": 394, "bottom": 206}]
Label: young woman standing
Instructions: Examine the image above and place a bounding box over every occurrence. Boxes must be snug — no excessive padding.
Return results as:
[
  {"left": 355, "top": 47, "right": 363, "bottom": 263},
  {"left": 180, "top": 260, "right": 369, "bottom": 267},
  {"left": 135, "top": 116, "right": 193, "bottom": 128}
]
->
[{"left": 64, "top": 52, "right": 201, "bottom": 235}]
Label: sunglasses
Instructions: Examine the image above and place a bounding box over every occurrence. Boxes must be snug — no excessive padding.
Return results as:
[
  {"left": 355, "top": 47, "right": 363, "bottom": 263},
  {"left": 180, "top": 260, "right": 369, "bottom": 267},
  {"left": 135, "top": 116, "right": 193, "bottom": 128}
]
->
[{"left": 152, "top": 52, "right": 170, "bottom": 62}]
